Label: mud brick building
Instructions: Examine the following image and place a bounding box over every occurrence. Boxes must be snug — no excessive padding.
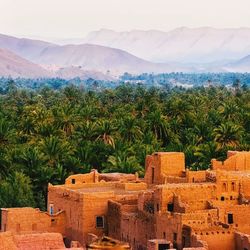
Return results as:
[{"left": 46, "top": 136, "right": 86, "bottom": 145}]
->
[{"left": 1, "top": 150, "right": 250, "bottom": 250}]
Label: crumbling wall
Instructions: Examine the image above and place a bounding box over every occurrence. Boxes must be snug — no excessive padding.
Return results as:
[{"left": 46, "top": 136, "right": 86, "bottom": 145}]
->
[
  {"left": 107, "top": 201, "right": 122, "bottom": 240},
  {"left": 155, "top": 184, "right": 216, "bottom": 214},
  {"left": 155, "top": 213, "right": 182, "bottom": 249},
  {"left": 120, "top": 211, "right": 155, "bottom": 250},
  {"left": 212, "top": 151, "right": 250, "bottom": 171},
  {"left": 189, "top": 233, "right": 208, "bottom": 249}
]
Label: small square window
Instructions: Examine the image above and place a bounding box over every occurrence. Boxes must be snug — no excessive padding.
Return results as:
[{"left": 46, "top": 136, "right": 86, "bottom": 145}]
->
[
  {"left": 71, "top": 179, "right": 76, "bottom": 184},
  {"left": 96, "top": 216, "right": 104, "bottom": 228}
]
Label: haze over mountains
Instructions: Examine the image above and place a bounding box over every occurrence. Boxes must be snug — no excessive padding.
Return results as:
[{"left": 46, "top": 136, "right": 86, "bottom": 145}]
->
[
  {"left": 82, "top": 27, "right": 250, "bottom": 64},
  {"left": 0, "top": 27, "right": 250, "bottom": 79}
]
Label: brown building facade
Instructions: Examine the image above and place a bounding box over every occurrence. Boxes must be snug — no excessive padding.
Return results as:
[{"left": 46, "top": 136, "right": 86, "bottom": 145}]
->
[{"left": 1, "top": 150, "right": 250, "bottom": 250}]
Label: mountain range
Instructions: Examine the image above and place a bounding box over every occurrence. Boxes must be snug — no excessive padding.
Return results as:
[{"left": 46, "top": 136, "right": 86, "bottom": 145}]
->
[{"left": 0, "top": 27, "right": 250, "bottom": 79}]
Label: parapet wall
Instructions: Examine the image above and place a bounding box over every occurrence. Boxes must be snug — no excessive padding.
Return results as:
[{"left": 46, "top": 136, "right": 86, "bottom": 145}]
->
[{"left": 65, "top": 170, "right": 98, "bottom": 184}]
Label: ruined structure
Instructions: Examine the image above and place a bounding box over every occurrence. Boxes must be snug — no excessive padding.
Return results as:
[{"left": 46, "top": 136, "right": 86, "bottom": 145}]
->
[{"left": 1, "top": 150, "right": 250, "bottom": 250}]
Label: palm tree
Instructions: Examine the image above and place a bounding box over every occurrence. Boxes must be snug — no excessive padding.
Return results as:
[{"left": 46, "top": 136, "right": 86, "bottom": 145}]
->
[
  {"left": 218, "top": 102, "right": 240, "bottom": 121},
  {"left": 95, "top": 120, "right": 116, "bottom": 147},
  {"left": 147, "top": 110, "right": 169, "bottom": 140},
  {"left": 19, "top": 147, "right": 45, "bottom": 171},
  {"left": 119, "top": 117, "right": 143, "bottom": 143},
  {"left": 39, "top": 135, "right": 72, "bottom": 167},
  {"left": 104, "top": 153, "right": 143, "bottom": 175},
  {"left": 193, "top": 141, "right": 219, "bottom": 170},
  {"left": 0, "top": 171, "right": 35, "bottom": 208},
  {"left": 53, "top": 105, "right": 79, "bottom": 136},
  {"left": 0, "top": 118, "right": 15, "bottom": 146},
  {"left": 0, "top": 149, "right": 11, "bottom": 179},
  {"left": 213, "top": 122, "right": 243, "bottom": 149}
]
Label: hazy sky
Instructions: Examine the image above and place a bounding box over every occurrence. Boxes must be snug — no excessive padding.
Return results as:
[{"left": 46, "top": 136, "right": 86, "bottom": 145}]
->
[{"left": 1, "top": 0, "right": 250, "bottom": 39}]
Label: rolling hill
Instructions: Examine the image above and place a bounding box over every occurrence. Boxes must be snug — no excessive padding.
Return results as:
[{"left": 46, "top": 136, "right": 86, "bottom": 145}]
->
[{"left": 0, "top": 48, "right": 52, "bottom": 78}]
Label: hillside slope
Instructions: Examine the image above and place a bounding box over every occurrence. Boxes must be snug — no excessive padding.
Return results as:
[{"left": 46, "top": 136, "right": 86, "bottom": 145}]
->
[{"left": 0, "top": 48, "right": 52, "bottom": 78}]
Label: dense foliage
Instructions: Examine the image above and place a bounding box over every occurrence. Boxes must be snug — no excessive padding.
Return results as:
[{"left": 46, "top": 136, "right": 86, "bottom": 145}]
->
[{"left": 0, "top": 81, "right": 249, "bottom": 210}]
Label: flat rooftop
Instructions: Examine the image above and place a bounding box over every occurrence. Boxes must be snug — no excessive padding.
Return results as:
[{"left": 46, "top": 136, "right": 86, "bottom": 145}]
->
[{"left": 52, "top": 181, "right": 147, "bottom": 195}]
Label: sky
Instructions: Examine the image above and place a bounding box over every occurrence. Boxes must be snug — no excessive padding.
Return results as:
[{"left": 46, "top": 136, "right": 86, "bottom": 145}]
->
[{"left": 1, "top": 0, "right": 250, "bottom": 40}]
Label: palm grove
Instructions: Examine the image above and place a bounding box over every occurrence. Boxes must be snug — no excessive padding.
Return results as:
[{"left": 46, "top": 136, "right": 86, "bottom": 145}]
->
[{"left": 0, "top": 82, "right": 249, "bottom": 209}]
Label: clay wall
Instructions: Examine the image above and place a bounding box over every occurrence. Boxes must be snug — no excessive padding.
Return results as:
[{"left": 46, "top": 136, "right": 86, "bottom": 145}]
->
[
  {"left": 155, "top": 213, "right": 182, "bottom": 249},
  {"left": 144, "top": 152, "right": 185, "bottom": 185},
  {"left": 1, "top": 208, "right": 65, "bottom": 236},
  {"left": 212, "top": 151, "right": 250, "bottom": 171},
  {"left": 241, "top": 177, "right": 250, "bottom": 199},
  {"left": 215, "top": 171, "right": 240, "bottom": 200},
  {"left": 189, "top": 234, "right": 208, "bottom": 249},
  {"left": 147, "top": 239, "right": 173, "bottom": 250},
  {"left": 115, "top": 182, "right": 147, "bottom": 191},
  {"left": 0, "top": 231, "right": 17, "bottom": 250},
  {"left": 182, "top": 210, "right": 218, "bottom": 230},
  {"left": 215, "top": 205, "right": 250, "bottom": 234},
  {"left": 107, "top": 200, "right": 138, "bottom": 242},
  {"left": 82, "top": 192, "right": 116, "bottom": 242},
  {"left": 48, "top": 185, "right": 85, "bottom": 244},
  {"left": 14, "top": 232, "right": 66, "bottom": 249},
  {"left": 120, "top": 211, "right": 155, "bottom": 250},
  {"left": 165, "top": 176, "right": 187, "bottom": 184},
  {"left": 194, "top": 228, "right": 235, "bottom": 250},
  {"left": 99, "top": 173, "right": 137, "bottom": 182},
  {"left": 107, "top": 201, "right": 122, "bottom": 240},
  {"left": 186, "top": 170, "right": 207, "bottom": 183},
  {"left": 48, "top": 181, "right": 141, "bottom": 245},
  {"left": 65, "top": 171, "right": 98, "bottom": 185},
  {"left": 0, "top": 231, "right": 84, "bottom": 250},
  {"left": 154, "top": 184, "right": 216, "bottom": 213}
]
